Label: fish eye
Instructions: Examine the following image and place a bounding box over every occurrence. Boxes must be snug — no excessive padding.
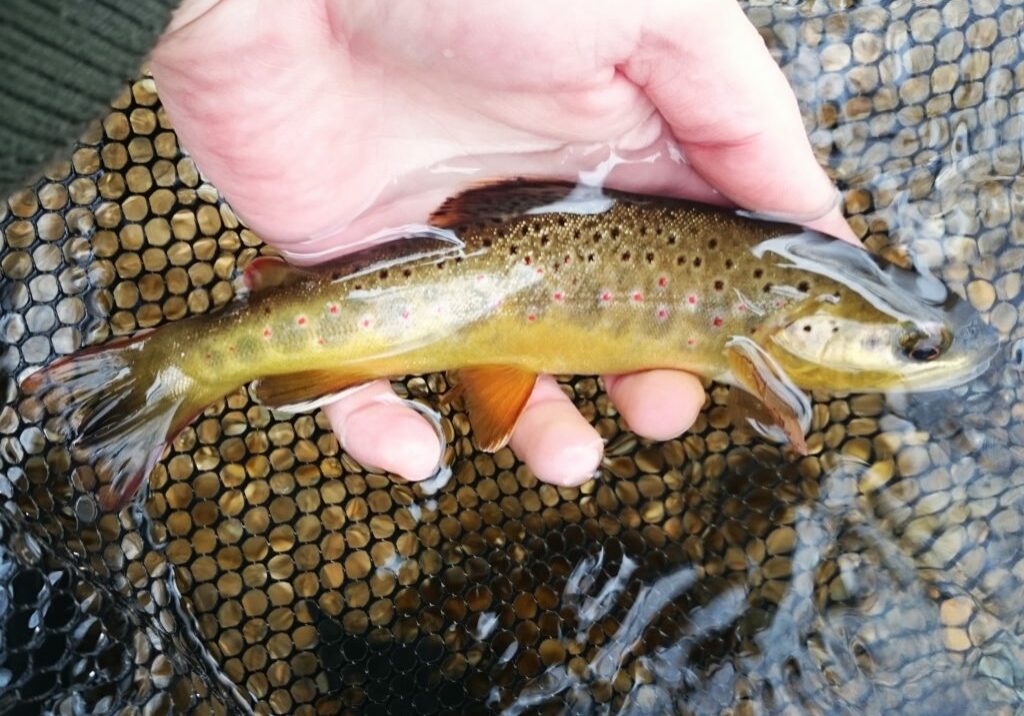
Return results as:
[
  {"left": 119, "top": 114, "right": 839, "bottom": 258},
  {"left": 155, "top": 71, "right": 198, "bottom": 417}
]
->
[{"left": 899, "top": 323, "right": 950, "bottom": 362}]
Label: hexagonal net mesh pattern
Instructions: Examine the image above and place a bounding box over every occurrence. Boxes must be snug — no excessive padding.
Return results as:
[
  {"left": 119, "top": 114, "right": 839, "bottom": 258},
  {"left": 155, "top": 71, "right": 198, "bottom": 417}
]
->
[{"left": 2, "top": 2, "right": 1024, "bottom": 715}]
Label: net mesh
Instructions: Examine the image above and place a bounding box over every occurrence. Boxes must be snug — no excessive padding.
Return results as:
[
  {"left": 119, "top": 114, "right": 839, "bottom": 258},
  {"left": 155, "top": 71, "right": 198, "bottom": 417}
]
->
[{"left": 2, "top": 2, "right": 1024, "bottom": 714}]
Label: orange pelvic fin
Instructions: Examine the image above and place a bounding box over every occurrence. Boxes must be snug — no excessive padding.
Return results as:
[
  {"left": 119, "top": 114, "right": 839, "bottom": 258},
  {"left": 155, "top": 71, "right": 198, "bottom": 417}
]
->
[{"left": 453, "top": 366, "right": 538, "bottom": 451}]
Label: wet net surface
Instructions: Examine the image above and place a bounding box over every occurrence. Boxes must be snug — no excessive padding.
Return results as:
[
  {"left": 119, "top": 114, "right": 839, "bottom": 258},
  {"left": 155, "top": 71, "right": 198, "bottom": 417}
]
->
[{"left": 3, "top": 1, "right": 1024, "bottom": 714}]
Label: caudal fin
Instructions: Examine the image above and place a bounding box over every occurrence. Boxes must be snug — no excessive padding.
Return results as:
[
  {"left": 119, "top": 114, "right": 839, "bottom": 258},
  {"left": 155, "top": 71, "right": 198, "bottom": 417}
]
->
[{"left": 22, "top": 331, "right": 198, "bottom": 511}]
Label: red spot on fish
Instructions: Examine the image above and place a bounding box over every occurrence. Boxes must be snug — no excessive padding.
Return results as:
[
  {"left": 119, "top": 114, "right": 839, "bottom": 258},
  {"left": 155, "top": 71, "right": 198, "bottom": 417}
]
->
[
  {"left": 633, "top": 292, "right": 643, "bottom": 303},
  {"left": 328, "top": 304, "right": 339, "bottom": 315},
  {"left": 361, "top": 318, "right": 371, "bottom": 328},
  {"left": 262, "top": 328, "right": 272, "bottom": 339},
  {"left": 536, "top": 268, "right": 544, "bottom": 276},
  {"left": 600, "top": 291, "right": 612, "bottom": 303},
  {"left": 524, "top": 256, "right": 532, "bottom": 265},
  {"left": 658, "top": 276, "right": 668, "bottom": 288},
  {"left": 657, "top": 306, "right": 669, "bottom": 320},
  {"left": 527, "top": 313, "right": 537, "bottom": 322},
  {"left": 553, "top": 291, "right": 564, "bottom": 302},
  {"left": 737, "top": 304, "right": 748, "bottom": 313},
  {"left": 687, "top": 295, "right": 697, "bottom": 305},
  {"left": 712, "top": 316, "right": 724, "bottom": 328},
  {"left": 296, "top": 315, "right": 307, "bottom": 327},
  {"left": 687, "top": 338, "right": 696, "bottom": 345},
  {"left": 476, "top": 274, "right": 485, "bottom": 283},
  {"left": 228, "top": 346, "right": 235, "bottom": 353},
  {"left": 318, "top": 338, "right": 326, "bottom": 345},
  {"left": 401, "top": 309, "right": 410, "bottom": 320},
  {"left": 564, "top": 255, "right": 572, "bottom": 264}
]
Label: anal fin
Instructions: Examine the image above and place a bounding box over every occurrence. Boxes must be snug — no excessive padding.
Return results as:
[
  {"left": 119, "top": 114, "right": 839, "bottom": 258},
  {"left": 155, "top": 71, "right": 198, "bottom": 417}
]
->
[
  {"left": 453, "top": 366, "right": 538, "bottom": 451},
  {"left": 253, "top": 370, "right": 371, "bottom": 413}
]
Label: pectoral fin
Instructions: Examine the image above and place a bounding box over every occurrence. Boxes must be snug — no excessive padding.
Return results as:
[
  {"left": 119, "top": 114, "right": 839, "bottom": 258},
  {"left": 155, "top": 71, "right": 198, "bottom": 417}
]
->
[
  {"left": 723, "top": 336, "right": 811, "bottom": 455},
  {"left": 452, "top": 366, "right": 538, "bottom": 451},
  {"left": 253, "top": 370, "right": 371, "bottom": 413}
]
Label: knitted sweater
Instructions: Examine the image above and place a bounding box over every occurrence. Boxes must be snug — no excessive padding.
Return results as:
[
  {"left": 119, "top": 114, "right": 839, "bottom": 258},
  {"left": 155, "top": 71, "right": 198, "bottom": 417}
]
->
[{"left": 0, "top": 0, "right": 180, "bottom": 198}]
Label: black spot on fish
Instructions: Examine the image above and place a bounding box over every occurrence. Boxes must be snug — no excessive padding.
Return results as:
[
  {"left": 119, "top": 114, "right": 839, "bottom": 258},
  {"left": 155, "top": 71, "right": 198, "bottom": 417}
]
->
[
  {"left": 753, "top": 269, "right": 764, "bottom": 279},
  {"left": 402, "top": 269, "right": 412, "bottom": 278},
  {"left": 693, "top": 257, "right": 702, "bottom": 267},
  {"left": 709, "top": 238, "right": 718, "bottom": 249},
  {"left": 677, "top": 255, "right": 687, "bottom": 266},
  {"left": 725, "top": 259, "right": 734, "bottom": 269},
  {"left": 557, "top": 217, "right": 567, "bottom": 227},
  {"left": 798, "top": 280, "right": 810, "bottom": 292},
  {"left": 379, "top": 270, "right": 389, "bottom": 279},
  {"left": 587, "top": 253, "right": 595, "bottom": 262},
  {"left": 803, "top": 325, "right": 812, "bottom": 332},
  {"left": 714, "top": 280, "right": 724, "bottom": 291},
  {"left": 611, "top": 227, "right": 620, "bottom": 239},
  {"left": 668, "top": 234, "right": 677, "bottom": 245},
  {"left": 621, "top": 251, "right": 631, "bottom": 261},
  {"left": 540, "top": 235, "right": 549, "bottom": 246},
  {"left": 645, "top": 252, "right": 655, "bottom": 264},
  {"left": 510, "top": 245, "right": 518, "bottom": 255},
  {"left": 482, "top": 238, "right": 492, "bottom": 248},
  {"left": 593, "top": 231, "right": 602, "bottom": 242},
  {"left": 763, "top": 283, "right": 773, "bottom": 293}
]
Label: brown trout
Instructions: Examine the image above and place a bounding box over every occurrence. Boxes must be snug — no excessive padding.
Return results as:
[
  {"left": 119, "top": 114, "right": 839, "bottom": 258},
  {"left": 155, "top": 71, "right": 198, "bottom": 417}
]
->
[{"left": 23, "top": 180, "right": 1000, "bottom": 510}]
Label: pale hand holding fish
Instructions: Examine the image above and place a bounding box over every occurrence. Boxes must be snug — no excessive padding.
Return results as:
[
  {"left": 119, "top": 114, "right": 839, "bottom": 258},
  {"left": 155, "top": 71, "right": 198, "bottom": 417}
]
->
[
  {"left": 150, "top": 0, "right": 860, "bottom": 484},
  {"left": 21, "top": 181, "right": 1000, "bottom": 511}
]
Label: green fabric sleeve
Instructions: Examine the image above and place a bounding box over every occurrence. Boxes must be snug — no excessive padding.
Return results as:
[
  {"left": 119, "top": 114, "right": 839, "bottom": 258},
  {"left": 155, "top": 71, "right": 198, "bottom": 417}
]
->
[{"left": 0, "top": 0, "right": 181, "bottom": 197}]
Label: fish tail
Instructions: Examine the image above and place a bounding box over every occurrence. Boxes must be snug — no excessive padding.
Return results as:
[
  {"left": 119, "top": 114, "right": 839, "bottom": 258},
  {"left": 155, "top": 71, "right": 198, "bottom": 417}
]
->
[{"left": 21, "top": 330, "right": 206, "bottom": 511}]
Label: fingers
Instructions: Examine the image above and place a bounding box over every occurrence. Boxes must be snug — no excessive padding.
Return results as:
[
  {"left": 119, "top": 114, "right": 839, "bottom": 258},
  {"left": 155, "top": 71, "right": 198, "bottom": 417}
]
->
[
  {"left": 626, "top": 0, "right": 858, "bottom": 243},
  {"left": 509, "top": 376, "right": 604, "bottom": 487},
  {"left": 604, "top": 369, "right": 705, "bottom": 441},
  {"left": 322, "top": 379, "right": 442, "bottom": 481},
  {"left": 322, "top": 371, "right": 704, "bottom": 488}
]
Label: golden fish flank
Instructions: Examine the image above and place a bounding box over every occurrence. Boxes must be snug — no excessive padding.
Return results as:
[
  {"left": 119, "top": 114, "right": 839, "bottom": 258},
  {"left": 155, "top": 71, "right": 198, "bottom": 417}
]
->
[{"left": 22, "top": 180, "right": 1000, "bottom": 510}]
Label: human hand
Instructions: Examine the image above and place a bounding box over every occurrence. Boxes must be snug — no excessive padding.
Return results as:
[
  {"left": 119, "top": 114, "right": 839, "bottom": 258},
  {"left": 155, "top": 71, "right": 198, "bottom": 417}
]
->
[{"left": 151, "top": 0, "right": 855, "bottom": 486}]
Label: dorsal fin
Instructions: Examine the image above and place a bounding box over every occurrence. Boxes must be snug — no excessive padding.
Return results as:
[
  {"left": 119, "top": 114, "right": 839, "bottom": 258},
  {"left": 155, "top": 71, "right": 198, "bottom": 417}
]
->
[{"left": 429, "top": 178, "right": 579, "bottom": 229}]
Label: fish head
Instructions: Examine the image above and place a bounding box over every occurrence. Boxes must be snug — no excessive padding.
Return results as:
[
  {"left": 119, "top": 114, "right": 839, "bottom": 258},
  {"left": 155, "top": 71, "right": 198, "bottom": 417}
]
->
[
  {"left": 752, "top": 233, "right": 1000, "bottom": 393},
  {"left": 764, "top": 289, "right": 999, "bottom": 392}
]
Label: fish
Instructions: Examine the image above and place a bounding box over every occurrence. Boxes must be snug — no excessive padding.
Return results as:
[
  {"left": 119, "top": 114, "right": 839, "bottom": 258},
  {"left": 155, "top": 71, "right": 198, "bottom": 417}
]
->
[{"left": 21, "top": 180, "right": 1001, "bottom": 511}]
